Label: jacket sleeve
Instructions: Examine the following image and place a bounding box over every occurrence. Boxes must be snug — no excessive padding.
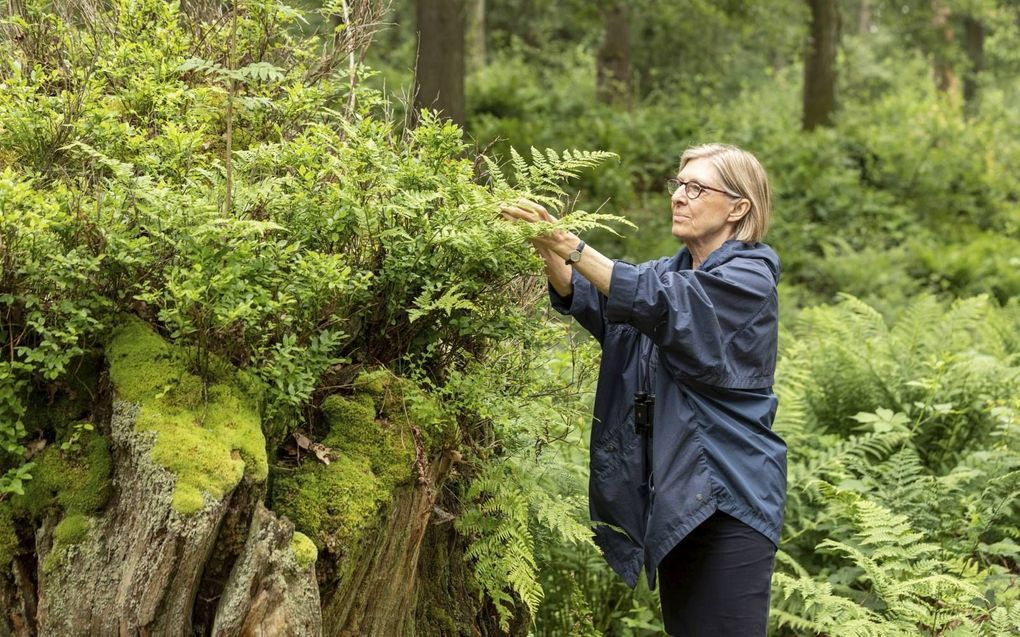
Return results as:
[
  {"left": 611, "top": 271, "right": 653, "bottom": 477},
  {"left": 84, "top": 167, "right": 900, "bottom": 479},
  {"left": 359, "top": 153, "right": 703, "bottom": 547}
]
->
[
  {"left": 548, "top": 267, "right": 608, "bottom": 344},
  {"left": 604, "top": 259, "right": 775, "bottom": 369}
]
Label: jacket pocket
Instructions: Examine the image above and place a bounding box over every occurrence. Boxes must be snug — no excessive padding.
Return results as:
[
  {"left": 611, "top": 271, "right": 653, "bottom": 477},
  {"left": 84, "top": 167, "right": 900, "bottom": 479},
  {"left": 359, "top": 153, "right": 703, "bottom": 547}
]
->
[{"left": 592, "top": 402, "right": 637, "bottom": 479}]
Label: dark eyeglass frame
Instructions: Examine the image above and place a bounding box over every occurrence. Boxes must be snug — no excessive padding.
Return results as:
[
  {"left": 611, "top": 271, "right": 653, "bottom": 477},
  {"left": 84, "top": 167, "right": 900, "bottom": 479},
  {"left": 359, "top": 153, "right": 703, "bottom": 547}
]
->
[{"left": 666, "top": 178, "right": 740, "bottom": 200}]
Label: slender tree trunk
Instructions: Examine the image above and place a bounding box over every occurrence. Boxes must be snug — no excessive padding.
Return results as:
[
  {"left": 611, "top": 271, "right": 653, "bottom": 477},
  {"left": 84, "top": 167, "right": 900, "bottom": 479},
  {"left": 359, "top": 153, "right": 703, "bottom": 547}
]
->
[
  {"left": 802, "top": 0, "right": 840, "bottom": 130},
  {"left": 962, "top": 14, "right": 984, "bottom": 108},
  {"left": 857, "top": 0, "right": 873, "bottom": 35},
  {"left": 465, "top": 0, "right": 485, "bottom": 73},
  {"left": 931, "top": 0, "right": 958, "bottom": 94},
  {"left": 596, "top": 1, "right": 631, "bottom": 108},
  {"left": 414, "top": 0, "right": 466, "bottom": 127}
]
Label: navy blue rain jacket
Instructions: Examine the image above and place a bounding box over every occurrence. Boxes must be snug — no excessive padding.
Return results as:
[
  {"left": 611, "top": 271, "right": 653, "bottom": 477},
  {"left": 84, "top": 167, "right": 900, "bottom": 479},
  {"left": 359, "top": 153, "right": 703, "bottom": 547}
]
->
[{"left": 549, "top": 240, "right": 787, "bottom": 589}]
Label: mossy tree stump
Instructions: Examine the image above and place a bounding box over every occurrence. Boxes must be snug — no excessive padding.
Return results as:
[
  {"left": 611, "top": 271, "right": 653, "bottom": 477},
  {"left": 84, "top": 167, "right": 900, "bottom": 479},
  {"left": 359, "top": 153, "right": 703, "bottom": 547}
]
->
[{"left": 1, "top": 319, "right": 521, "bottom": 636}]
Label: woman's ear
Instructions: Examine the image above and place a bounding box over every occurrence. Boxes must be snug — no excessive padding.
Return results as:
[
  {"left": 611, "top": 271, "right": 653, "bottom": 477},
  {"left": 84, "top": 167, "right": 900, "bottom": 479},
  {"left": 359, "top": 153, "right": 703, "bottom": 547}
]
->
[{"left": 727, "top": 199, "right": 751, "bottom": 222}]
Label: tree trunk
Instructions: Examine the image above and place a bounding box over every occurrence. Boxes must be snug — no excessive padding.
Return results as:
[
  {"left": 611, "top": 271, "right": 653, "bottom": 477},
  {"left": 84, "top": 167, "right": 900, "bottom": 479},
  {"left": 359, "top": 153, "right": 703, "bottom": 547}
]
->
[
  {"left": 466, "top": 0, "right": 485, "bottom": 73},
  {"left": 802, "top": 0, "right": 840, "bottom": 130},
  {"left": 596, "top": 1, "right": 631, "bottom": 108},
  {"left": 857, "top": 0, "right": 873, "bottom": 35},
  {"left": 962, "top": 14, "right": 984, "bottom": 108},
  {"left": 931, "top": 0, "right": 958, "bottom": 94},
  {"left": 414, "top": 0, "right": 466, "bottom": 127}
]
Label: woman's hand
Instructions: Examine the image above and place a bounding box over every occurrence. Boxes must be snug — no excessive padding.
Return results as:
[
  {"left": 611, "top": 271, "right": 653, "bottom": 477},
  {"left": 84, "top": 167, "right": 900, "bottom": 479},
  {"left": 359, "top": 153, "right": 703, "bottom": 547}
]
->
[
  {"left": 500, "top": 197, "right": 614, "bottom": 296},
  {"left": 499, "top": 198, "right": 575, "bottom": 253}
]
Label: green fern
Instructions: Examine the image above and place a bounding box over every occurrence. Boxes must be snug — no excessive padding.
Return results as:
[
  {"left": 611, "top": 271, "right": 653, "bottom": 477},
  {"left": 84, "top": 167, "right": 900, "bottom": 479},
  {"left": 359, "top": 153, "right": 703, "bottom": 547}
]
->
[{"left": 457, "top": 452, "right": 595, "bottom": 631}]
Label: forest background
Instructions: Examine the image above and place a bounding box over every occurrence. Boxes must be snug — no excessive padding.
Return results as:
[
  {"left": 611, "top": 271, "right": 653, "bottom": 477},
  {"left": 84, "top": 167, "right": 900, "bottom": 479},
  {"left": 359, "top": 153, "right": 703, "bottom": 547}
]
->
[{"left": 1, "top": 0, "right": 1019, "bottom": 635}]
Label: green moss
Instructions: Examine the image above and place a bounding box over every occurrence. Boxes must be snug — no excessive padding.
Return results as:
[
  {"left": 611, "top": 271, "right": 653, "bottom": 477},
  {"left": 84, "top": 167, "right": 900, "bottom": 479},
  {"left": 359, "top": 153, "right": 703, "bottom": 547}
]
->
[
  {"left": 290, "top": 531, "right": 317, "bottom": 570},
  {"left": 42, "top": 550, "right": 60, "bottom": 574},
  {"left": 10, "top": 434, "right": 111, "bottom": 521},
  {"left": 43, "top": 513, "right": 93, "bottom": 574},
  {"left": 321, "top": 394, "right": 414, "bottom": 491},
  {"left": 271, "top": 372, "right": 455, "bottom": 561},
  {"left": 53, "top": 513, "right": 89, "bottom": 546},
  {"left": 352, "top": 369, "right": 389, "bottom": 396},
  {"left": 321, "top": 393, "right": 376, "bottom": 433},
  {"left": 333, "top": 369, "right": 456, "bottom": 454},
  {"left": 105, "top": 316, "right": 268, "bottom": 515},
  {"left": 0, "top": 503, "right": 17, "bottom": 570},
  {"left": 272, "top": 454, "right": 388, "bottom": 553}
]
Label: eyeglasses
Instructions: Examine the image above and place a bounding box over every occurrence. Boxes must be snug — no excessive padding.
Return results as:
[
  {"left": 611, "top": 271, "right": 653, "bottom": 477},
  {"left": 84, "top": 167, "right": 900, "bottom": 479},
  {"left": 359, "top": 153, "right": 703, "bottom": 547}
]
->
[{"left": 666, "top": 178, "right": 739, "bottom": 200}]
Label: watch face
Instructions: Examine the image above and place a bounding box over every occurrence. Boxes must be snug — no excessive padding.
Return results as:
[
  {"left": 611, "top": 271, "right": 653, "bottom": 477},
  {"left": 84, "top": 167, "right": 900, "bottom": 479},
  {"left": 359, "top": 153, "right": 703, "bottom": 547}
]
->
[{"left": 569, "top": 250, "right": 580, "bottom": 262}]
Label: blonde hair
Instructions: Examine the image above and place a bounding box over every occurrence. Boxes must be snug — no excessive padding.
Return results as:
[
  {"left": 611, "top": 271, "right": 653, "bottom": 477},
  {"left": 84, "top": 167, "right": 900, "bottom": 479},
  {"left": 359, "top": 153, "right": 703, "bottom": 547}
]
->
[{"left": 679, "top": 143, "right": 772, "bottom": 243}]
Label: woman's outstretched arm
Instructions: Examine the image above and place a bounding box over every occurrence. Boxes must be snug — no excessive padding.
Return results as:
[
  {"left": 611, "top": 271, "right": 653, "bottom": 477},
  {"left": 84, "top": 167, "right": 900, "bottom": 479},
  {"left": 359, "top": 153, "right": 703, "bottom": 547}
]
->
[{"left": 501, "top": 199, "right": 614, "bottom": 296}]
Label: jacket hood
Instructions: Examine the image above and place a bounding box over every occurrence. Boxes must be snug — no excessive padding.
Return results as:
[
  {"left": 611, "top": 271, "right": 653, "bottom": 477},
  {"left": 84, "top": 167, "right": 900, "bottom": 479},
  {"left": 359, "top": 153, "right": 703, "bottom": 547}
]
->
[{"left": 671, "top": 240, "right": 781, "bottom": 284}]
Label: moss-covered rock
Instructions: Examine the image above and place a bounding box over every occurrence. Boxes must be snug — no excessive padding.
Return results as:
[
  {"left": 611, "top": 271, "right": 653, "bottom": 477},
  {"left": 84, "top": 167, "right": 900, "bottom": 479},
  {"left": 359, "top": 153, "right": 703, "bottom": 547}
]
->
[
  {"left": 291, "top": 531, "right": 317, "bottom": 571},
  {"left": 105, "top": 316, "right": 268, "bottom": 514}
]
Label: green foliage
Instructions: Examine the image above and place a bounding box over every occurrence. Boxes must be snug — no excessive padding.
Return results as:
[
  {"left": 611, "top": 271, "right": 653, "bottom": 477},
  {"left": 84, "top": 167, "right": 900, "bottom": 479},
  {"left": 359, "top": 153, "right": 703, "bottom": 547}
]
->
[
  {"left": 5, "top": 0, "right": 1019, "bottom": 631},
  {"left": 771, "top": 296, "right": 1020, "bottom": 634},
  {"left": 457, "top": 454, "right": 596, "bottom": 631},
  {"left": 447, "top": 324, "right": 602, "bottom": 631},
  {"left": 465, "top": 39, "right": 1020, "bottom": 305}
]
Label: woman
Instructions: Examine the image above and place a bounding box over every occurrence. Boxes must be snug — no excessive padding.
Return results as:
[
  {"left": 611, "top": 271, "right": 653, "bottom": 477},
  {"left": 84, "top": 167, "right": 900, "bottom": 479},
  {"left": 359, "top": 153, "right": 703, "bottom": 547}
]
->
[{"left": 501, "top": 143, "right": 787, "bottom": 636}]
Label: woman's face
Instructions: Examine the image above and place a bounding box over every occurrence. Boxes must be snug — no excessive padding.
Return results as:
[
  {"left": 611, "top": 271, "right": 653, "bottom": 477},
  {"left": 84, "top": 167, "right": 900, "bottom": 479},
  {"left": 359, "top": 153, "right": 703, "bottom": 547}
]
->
[{"left": 670, "top": 158, "right": 741, "bottom": 244}]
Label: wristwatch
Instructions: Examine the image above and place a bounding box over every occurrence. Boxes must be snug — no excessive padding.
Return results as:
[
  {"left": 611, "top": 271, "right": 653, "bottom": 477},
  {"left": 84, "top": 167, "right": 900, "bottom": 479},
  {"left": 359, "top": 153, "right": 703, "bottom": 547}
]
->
[{"left": 564, "top": 240, "right": 586, "bottom": 266}]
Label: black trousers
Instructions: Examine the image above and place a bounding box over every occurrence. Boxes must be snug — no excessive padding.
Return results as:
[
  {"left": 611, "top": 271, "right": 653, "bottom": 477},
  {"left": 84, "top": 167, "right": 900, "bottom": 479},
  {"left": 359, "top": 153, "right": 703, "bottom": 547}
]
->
[{"left": 657, "top": 510, "right": 777, "bottom": 637}]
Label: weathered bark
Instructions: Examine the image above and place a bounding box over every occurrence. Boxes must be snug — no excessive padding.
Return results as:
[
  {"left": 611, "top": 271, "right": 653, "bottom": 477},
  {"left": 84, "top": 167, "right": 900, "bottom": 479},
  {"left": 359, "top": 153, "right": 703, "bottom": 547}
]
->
[
  {"left": 414, "top": 0, "right": 466, "bottom": 127},
  {"left": 962, "top": 14, "right": 984, "bottom": 107},
  {"left": 35, "top": 402, "right": 239, "bottom": 635},
  {"left": 17, "top": 398, "right": 319, "bottom": 637},
  {"left": 193, "top": 472, "right": 266, "bottom": 634},
  {"left": 321, "top": 455, "right": 453, "bottom": 636},
  {"left": 209, "top": 503, "right": 321, "bottom": 636},
  {"left": 596, "top": 1, "right": 631, "bottom": 108},
  {"left": 802, "top": 0, "right": 840, "bottom": 130}
]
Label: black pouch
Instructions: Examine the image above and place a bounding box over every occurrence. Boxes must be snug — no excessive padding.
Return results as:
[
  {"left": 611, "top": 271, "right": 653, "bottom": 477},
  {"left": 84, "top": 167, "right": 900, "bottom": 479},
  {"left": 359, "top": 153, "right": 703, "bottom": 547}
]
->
[{"left": 634, "top": 392, "right": 654, "bottom": 435}]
